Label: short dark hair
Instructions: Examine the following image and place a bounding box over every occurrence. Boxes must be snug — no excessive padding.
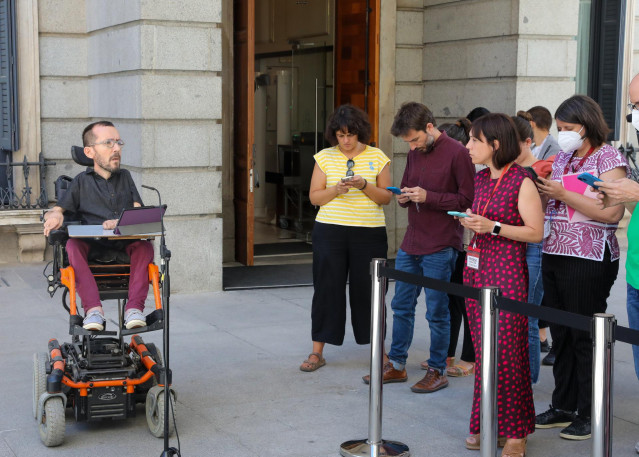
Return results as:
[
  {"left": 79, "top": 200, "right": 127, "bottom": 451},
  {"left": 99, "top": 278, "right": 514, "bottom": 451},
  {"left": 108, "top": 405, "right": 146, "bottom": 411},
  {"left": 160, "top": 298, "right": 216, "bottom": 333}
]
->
[
  {"left": 390, "top": 102, "right": 437, "bottom": 137},
  {"left": 83, "top": 121, "right": 115, "bottom": 147},
  {"left": 324, "top": 104, "right": 371, "bottom": 146},
  {"left": 554, "top": 95, "right": 610, "bottom": 147},
  {"left": 466, "top": 107, "right": 490, "bottom": 122},
  {"left": 526, "top": 106, "right": 552, "bottom": 130},
  {"left": 512, "top": 113, "right": 533, "bottom": 142},
  {"left": 471, "top": 113, "right": 520, "bottom": 169},
  {"left": 439, "top": 117, "right": 471, "bottom": 144}
]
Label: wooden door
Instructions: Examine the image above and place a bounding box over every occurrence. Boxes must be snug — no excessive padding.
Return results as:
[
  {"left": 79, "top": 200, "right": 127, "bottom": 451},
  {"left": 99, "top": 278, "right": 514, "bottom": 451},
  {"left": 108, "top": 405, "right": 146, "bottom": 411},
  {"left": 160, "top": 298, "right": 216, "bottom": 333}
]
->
[
  {"left": 335, "top": 0, "right": 380, "bottom": 144},
  {"left": 233, "top": 0, "right": 255, "bottom": 265}
]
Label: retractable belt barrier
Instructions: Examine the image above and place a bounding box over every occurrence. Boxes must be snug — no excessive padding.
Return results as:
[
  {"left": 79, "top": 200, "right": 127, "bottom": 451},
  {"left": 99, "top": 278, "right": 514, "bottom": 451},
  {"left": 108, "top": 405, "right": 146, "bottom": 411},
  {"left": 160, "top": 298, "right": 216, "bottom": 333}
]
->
[{"left": 341, "top": 259, "right": 639, "bottom": 457}]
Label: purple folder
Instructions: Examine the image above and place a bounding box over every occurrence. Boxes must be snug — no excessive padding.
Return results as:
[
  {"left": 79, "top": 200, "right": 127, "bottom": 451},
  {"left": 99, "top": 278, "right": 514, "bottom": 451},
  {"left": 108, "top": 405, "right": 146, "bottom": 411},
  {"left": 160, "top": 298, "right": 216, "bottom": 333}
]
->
[{"left": 114, "top": 206, "right": 165, "bottom": 236}]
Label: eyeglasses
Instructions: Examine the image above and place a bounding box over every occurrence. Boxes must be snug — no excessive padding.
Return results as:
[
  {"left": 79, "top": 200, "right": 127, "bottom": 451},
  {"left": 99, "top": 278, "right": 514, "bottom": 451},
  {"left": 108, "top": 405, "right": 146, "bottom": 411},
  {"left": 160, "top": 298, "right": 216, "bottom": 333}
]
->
[
  {"left": 628, "top": 103, "right": 639, "bottom": 112},
  {"left": 346, "top": 159, "right": 355, "bottom": 176},
  {"left": 89, "top": 139, "right": 125, "bottom": 148}
]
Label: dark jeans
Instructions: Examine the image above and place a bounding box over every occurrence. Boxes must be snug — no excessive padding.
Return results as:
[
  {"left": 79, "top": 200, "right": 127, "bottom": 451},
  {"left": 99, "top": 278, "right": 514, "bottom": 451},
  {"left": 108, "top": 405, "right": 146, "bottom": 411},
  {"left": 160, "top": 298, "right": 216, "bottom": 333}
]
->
[
  {"left": 542, "top": 248, "right": 618, "bottom": 417},
  {"left": 388, "top": 247, "right": 457, "bottom": 371},
  {"left": 311, "top": 222, "right": 388, "bottom": 346},
  {"left": 448, "top": 251, "right": 474, "bottom": 362}
]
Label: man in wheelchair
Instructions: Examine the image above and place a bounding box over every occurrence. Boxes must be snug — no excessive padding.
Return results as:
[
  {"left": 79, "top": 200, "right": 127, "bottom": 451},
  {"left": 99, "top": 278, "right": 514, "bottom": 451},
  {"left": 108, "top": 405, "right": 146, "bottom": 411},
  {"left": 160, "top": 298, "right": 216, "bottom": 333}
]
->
[{"left": 43, "top": 120, "right": 154, "bottom": 331}]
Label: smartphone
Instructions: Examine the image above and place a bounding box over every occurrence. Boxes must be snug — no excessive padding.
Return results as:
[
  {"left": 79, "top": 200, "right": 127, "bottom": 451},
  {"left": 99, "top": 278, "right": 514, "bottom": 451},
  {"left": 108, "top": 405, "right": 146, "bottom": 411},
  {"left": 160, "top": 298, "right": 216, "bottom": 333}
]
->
[
  {"left": 341, "top": 176, "right": 354, "bottom": 183},
  {"left": 523, "top": 166, "right": 538, "bottom": 182},
  {"left": 577, "top": 172, "right": 602, "bottom": 189},
  {"left": 447, "top": 211, "right": 469, "bottom": 218},
  {"left": 387, "top": 186, "right": 402, "bottom": 195}
]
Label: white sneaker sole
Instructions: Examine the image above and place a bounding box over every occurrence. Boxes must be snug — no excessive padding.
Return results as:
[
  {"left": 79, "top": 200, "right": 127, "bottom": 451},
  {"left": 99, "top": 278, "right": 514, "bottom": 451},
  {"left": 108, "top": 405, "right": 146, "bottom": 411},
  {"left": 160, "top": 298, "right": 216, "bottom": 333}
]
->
[
  {"left": 125, "top": 319, "right": 146, "bottom": 329},
  {"left": 535, "top": 421, "right": 573, "bottom": 429},
  {"left": 559, "top": 431, "right": 591, "bottom": 440},
  {"left": 83, "top": 322, "right": 104, "bottom": 331}
]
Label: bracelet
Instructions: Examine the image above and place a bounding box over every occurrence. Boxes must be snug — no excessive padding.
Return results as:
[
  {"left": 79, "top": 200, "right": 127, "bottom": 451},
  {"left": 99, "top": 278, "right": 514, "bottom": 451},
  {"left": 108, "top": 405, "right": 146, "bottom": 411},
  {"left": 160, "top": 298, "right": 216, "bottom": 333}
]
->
[{"left": 359, "top": 179, "right": 367, "bottom": 190}]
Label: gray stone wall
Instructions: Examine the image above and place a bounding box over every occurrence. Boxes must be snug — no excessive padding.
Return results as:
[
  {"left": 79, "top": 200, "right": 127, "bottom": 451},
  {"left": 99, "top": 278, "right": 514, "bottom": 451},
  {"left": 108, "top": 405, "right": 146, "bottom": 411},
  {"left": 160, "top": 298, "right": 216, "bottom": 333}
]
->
[
  {"left": 385, "top": 0, "right": 581, "bottom": 255},
  {"left": 39, "top": 0, "right": 223, "bottom": 292},
  {"left": 422, "top": 0, "right": 578, "bottom": 121}
]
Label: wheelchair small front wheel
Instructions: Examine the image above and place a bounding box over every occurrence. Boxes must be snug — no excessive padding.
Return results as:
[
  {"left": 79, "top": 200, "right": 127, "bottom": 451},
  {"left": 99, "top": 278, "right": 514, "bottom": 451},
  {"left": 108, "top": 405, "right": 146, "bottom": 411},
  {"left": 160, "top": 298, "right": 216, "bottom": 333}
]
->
[
  {"left": 39, "top": 397, "right": 65, "bottom": 447},
  {"left": 32, "top": 352, "right": 48, "bottom": 420},
  {"left": 146, "top": 388, "right": 175, "bottom": 438}
]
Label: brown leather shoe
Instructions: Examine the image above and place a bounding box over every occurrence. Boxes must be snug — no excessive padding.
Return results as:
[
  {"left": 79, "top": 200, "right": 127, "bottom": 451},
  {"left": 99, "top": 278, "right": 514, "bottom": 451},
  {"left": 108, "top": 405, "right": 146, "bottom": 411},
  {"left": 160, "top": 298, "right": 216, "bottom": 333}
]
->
[
  {"left": 410, "top": 367, "right": 448, "bottom": 393},
  {"left": 362, "top": 361, "right": 407, "bottom": 384}
]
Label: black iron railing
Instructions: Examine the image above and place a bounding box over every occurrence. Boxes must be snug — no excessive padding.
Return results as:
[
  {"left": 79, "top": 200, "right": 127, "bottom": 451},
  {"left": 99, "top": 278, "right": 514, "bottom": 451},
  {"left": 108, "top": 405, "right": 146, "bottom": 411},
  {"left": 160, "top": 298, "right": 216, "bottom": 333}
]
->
[
  {"left": 618, "top": 143, "right": 639, "bottom": 182},
  {"left": 0, "top": 153, "right": 55, "bottom": 210}
]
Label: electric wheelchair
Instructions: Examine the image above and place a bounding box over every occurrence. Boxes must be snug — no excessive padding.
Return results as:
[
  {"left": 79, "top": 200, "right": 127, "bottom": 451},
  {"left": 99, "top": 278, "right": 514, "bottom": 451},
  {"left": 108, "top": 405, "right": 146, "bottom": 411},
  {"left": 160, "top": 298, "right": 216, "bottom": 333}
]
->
[{"left": 34, "top": 146, "right": 176, "bottom": 447}]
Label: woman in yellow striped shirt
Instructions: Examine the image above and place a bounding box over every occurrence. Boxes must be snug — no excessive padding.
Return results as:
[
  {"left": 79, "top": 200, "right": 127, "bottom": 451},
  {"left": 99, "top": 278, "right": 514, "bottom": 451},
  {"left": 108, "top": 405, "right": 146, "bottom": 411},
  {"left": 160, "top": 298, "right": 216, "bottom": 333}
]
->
[{"left": 300, "top": 104, "right": 392, "bottom": 372}]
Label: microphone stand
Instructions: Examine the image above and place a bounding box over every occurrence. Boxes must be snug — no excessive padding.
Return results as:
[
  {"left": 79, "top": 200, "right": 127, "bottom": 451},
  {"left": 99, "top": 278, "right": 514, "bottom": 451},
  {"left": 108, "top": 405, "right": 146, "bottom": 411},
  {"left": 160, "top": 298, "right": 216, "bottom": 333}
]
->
[{"left": 142, "top": 185, "right": 177, "bottom": 457}]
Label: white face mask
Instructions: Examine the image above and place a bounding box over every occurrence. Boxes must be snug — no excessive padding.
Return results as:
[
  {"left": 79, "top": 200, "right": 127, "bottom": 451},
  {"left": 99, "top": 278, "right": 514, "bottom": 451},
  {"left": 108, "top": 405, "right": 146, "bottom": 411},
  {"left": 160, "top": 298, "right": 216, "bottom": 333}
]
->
[
  {"left": 557, "top": 126, "right": 585, "bottom": 153},
  {"left": 632, "top": 109, "right": 639, "bottom": 132}
]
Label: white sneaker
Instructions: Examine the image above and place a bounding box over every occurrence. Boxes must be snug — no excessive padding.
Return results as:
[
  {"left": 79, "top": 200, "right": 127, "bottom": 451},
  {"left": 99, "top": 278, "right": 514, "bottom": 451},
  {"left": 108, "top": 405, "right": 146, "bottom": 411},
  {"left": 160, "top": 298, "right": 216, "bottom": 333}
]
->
[
  {"left": 83, "top": 310, "right": 105, "bottom": 331},
  {"left": 124, "top": 309, "right": 146, "bottom": 329}
]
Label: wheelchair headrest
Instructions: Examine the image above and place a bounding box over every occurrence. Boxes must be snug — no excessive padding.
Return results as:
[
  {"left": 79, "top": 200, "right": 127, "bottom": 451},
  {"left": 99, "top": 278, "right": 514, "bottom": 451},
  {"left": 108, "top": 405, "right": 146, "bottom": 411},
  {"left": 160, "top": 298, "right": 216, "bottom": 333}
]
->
[{"left": 71, "top": 145, "right": 94, "bottom": 167}]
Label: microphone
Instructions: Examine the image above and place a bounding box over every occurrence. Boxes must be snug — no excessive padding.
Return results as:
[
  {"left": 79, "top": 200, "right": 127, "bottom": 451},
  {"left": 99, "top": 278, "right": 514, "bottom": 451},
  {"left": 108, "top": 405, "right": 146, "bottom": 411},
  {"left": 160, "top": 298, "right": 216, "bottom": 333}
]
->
[{"left": 142, "top": 184, "right": 162, "bottom": 207}]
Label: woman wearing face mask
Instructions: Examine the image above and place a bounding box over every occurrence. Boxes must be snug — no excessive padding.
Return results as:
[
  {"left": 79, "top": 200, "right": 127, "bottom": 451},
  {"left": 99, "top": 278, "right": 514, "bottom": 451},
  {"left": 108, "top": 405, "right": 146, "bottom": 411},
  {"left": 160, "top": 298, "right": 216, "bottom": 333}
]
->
[{"left": 535, "top": 95, "right": 629, "bottom": 441}]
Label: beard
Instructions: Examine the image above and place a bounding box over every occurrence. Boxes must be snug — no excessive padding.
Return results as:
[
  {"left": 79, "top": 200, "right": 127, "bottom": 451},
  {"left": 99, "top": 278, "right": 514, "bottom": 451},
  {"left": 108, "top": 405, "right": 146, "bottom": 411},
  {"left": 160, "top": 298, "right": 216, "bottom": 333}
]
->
[
  {"left": 95, "top": 153, "right": 121, "bottom": 173},
  {"left": 417, "top": 135, "right": 435, "bottom": 154}
]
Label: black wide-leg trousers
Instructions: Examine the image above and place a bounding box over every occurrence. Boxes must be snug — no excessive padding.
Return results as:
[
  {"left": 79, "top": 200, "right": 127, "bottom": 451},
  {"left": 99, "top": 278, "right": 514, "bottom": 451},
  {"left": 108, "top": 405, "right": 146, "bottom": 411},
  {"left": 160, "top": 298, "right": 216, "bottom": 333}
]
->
[
  {"left": 542, "top": 248, "right": 618, "bottom": 417},
  {"left": 311, "top": 222, "right": 388, "bottom": 345}
]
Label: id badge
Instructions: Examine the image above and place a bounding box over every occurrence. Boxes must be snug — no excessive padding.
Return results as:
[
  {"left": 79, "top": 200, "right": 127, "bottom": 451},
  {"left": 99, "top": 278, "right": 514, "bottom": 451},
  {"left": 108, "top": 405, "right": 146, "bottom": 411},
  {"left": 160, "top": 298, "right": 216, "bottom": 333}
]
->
[
  {"left": 543, "top": 219, "right": 551, "bottom": 239},
  {"left": 466, "top": 246, "right": 481, "bottom": 270}
]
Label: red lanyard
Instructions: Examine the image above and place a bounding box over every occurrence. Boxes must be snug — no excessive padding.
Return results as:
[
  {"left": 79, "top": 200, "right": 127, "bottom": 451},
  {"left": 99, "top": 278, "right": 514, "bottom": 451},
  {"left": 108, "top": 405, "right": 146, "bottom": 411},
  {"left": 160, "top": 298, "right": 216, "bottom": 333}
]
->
[
  {"left": 480, "top": 163, "right": 512, "bottom": 217},
  {"left": 562, "top": 146, "right": 595, "bottom": 175},
  {"left": 469, "top": 163, "right": 512, "bottom": 249},
  {"left": 554, "top": 146, "right": 595, "bottom": 211}
]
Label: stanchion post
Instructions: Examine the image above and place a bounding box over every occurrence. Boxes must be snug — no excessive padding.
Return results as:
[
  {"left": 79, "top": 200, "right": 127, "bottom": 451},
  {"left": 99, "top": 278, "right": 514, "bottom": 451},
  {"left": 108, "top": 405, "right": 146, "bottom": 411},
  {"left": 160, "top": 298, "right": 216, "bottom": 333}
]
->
[
  {"left": 479, "top": 286, "right": 499, "bottom": 457},
  {"left": 340, "top": 259, "right": 409, "bottom": 457},
  {"left": 592, "top": 313, "right": 615, "bottom": 457}
]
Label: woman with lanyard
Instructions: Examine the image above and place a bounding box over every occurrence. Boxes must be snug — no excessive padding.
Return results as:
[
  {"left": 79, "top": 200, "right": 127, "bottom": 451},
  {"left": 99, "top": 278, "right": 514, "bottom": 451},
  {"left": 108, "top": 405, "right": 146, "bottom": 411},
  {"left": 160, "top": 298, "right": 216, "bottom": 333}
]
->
[
  {"left": 300, "top": 104, "right": 391, "bottom": 372},
  {"left": 459, "top": 113, "right": 543, "bottom": 457},
  {"left": 534, "top": 95, "right": 628, "bottom": 441}
]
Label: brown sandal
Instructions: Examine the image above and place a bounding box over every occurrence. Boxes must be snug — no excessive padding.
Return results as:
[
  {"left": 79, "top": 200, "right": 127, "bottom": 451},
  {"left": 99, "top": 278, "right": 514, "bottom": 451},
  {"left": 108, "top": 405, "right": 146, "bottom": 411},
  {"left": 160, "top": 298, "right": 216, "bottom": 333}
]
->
[
  {"left": 447, "top": 362, "right": 475, "bottom": 377},
  {"left": 501, "top": 438, "right": 526, "bottom": 457},
  {"left": 300, "top": 352, "right": 326, "bottom": 372},
  {"left": 465, "top": 434, "right": 508, "bottom": 450},
  {"left": 421, "top": 356, "right": 455, "bottom": 370}
]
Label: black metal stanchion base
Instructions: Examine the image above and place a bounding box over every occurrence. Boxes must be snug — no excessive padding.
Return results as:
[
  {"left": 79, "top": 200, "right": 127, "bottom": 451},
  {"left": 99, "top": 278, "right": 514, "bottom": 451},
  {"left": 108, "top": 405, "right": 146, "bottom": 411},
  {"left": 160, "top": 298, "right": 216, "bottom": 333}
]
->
[{"left": 340, "top": 439, "right": 410, "bottom": 457}]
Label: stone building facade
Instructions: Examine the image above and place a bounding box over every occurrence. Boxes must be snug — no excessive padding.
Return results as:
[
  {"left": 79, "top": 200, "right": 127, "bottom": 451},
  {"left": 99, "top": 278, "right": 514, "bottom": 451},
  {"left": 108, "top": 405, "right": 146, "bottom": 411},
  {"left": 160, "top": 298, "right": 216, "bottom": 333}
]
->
[{"left": 0, "top": 0, "right": 635, "bottom": 292}]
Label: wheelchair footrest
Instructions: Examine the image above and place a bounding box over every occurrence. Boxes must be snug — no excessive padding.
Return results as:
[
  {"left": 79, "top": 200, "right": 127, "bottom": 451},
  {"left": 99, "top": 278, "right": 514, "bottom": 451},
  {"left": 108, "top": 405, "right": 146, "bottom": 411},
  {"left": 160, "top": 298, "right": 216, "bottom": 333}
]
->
[
  {"left": 120, "top": 309, "right": 164, "bottom": 336},
  {"left": 69, "top": 315, "right": 117, "bottom": 336},
  {"left": 120, "top": 319, "right": 163, "bottom": 336}
]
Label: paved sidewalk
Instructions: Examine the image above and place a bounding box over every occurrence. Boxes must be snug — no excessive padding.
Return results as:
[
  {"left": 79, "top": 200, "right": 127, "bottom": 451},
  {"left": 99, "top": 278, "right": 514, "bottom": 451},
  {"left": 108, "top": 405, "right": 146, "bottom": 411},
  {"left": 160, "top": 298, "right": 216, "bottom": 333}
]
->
[{"left": 0, "top": 256, "right": 638, "bottom": 457}]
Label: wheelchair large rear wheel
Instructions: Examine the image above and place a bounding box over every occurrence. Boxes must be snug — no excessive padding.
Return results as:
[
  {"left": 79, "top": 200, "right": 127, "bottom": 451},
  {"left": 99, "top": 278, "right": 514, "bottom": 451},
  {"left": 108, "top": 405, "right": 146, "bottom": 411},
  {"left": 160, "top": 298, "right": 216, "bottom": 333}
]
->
[
  {"left": 32, "top": 352, "right": 47, "bottom": 420},
  {"left": 146, "top": 388, "right": 175, "bottom": 438},
  {"left": 39, "top": 397, "right": 65, "bottom": 447}
]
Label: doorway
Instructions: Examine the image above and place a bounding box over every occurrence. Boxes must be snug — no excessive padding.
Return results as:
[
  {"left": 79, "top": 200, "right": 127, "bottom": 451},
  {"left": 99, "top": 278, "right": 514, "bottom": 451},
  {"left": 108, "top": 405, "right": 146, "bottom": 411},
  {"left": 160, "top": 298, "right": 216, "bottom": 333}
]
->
[{"left": 231, "top": 0, "right": 380, "bottom": 268}]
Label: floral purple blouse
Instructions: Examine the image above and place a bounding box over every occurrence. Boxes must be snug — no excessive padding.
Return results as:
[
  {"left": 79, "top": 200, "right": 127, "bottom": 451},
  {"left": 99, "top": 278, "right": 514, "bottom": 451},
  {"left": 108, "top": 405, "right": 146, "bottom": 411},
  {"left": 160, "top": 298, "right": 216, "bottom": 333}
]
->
[{"left": 543, "top": 144, "right": 629, "bottom": 261}]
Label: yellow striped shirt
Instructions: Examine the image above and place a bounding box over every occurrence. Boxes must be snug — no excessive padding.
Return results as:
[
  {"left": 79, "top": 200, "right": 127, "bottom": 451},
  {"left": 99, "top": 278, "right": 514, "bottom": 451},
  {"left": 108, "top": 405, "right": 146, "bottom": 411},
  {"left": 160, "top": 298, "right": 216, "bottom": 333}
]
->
[{"left": 314, "top": 145, "right": 390, "bottom": 227}]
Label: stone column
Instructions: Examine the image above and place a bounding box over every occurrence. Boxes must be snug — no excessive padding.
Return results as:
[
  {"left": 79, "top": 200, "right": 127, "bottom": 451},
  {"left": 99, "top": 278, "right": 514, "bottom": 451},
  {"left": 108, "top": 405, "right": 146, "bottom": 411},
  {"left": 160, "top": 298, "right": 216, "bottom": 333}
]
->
[
  {"left": 422, "top": 0, "right": 578, "bottom": 120},
  {"left": 85, "top": 1, "right": 223, "bottom": 292}
]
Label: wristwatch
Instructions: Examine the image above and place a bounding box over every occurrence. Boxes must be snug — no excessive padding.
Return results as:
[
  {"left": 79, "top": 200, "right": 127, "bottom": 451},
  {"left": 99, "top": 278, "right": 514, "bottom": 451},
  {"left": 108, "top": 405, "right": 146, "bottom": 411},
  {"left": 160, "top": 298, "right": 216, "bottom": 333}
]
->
[{"left": 491, "top": 221, "right": 501, "bottom": 236}]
